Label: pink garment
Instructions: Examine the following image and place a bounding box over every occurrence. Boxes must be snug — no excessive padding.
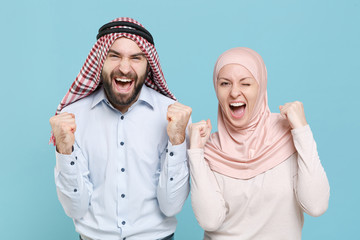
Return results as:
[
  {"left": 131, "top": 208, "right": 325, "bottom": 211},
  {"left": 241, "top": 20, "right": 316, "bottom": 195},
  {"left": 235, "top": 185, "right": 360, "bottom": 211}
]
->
[{"left": 205, "top": 47, "right": 296, "bottom": 179}]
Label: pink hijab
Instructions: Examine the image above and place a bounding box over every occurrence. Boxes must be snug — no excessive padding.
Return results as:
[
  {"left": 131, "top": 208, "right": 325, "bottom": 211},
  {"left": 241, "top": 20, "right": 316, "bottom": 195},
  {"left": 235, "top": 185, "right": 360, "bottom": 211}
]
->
[{"left": 204, "top": 47, "right": 296, "bottom": 179}]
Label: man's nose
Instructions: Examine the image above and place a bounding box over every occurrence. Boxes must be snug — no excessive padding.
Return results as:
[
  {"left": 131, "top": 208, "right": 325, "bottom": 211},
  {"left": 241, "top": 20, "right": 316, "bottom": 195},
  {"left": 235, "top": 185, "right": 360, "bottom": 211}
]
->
[{"left": 118, "top": 58, "right": 131, "bottom": 75}]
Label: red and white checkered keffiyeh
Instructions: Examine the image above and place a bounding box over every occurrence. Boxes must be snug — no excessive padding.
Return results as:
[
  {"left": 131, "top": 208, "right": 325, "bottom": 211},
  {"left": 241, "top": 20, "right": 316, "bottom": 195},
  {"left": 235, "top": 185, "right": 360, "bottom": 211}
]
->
[{"left": 50, "top": 17, "right": 175, "bottom": 144}]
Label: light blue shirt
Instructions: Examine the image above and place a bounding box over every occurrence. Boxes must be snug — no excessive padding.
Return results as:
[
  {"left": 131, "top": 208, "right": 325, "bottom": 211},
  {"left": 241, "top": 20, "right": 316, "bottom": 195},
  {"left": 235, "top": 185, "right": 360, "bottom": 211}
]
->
[{"left": 54, "top": 85, "right": 190, "bottom": 240}]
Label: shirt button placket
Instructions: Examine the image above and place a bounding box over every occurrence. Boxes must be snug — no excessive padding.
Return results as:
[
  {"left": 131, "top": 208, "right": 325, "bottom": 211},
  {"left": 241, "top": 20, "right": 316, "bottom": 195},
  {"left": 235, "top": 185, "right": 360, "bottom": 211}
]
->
[{"left": 118, "top": 113, "right": 128, "bottom": 232}]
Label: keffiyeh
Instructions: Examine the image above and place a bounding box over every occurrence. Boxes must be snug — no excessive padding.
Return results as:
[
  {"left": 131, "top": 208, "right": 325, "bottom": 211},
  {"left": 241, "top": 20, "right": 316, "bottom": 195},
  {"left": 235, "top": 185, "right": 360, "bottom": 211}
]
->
[{"left": 50, "top": 17, "right": 175, "bottom": 144}]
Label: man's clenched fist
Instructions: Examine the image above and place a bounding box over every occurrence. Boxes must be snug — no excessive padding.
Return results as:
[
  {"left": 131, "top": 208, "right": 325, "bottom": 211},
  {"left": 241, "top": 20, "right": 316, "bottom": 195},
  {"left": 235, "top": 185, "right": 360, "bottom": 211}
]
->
[
  {"left": 166, "top": 102, "right": 192, "bottom": 145},
  {"left": 49, "top": 112, "right": 76, "bottom": 154}
]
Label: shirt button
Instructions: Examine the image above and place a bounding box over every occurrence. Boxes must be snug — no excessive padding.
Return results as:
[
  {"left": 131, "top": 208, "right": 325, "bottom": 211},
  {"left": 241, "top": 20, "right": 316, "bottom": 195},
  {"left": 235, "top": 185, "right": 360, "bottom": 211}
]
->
[
  {"left": 121, "top": 116, "right": 124, "bottom": 120},
  {"left": 169, "top": 152, "right": 174, "bottom": 156},
  {"left": 121, "top": 194, "right": 125, "bottom": 198},
  {"left": 166, "top": 149, "right": 168, "bottom": 153},
  {"left": 70, "top": 161, "right": 75, "bottom": 165},
  {"left": 123, "top": 238, "right": 126, "bottom": 240},
  {"left": 122, "top": 221, "right": 126, "bottom": 225},
  {"left": 121, "top": 168, "right": 125, "bottom": 172},
  {"left": 170, "top": 177, "right": 174, "bottom": 181},
  {"left": 120, "top": 142, "right": 124, "bottom": 146},
  {"left": 75, "top": 156, "right": 77, "bottom": 160},
  {"left": 74, "top": 189, "right": 77, "bottom": 192}
]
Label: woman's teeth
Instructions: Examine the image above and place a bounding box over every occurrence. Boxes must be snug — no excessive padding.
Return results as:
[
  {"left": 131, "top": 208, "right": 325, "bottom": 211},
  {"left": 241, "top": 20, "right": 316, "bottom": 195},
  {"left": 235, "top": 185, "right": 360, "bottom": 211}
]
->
[
  {"left": 230, "top": 102, "right": 245, "bottom": 107},
  {"left": 229, "top": 102, "right": 246, "bottom": 118}
]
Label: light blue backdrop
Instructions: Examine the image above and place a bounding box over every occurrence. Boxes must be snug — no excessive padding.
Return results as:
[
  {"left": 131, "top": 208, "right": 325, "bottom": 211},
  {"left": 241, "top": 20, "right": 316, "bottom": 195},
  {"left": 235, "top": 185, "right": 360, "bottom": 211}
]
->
[{"left": 0, "top": 0, "right": 358, "bottom": 239}]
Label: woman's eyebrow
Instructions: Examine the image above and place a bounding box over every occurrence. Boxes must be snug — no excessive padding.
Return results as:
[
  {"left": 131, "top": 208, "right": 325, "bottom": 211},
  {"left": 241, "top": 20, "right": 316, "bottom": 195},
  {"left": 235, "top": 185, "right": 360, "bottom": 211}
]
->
[{"left": 218, "top": 77, "right": 251, "bottom": 81}]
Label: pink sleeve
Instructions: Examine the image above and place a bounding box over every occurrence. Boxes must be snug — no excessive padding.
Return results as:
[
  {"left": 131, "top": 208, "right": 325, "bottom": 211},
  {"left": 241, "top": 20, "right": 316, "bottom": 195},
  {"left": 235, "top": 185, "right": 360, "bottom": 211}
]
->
[
  {"left": 292, "top": 125, "right": 330, "bottom": 217},
  {"left": 188, "top": 148, "right": 228, "bottom": 231}
]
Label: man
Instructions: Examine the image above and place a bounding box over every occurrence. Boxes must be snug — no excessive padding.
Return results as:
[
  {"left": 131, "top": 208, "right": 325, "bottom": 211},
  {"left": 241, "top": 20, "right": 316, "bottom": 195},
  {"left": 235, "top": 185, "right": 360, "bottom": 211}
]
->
[{"left": 49, "top": 17, "right": 191, "bottom": 240}]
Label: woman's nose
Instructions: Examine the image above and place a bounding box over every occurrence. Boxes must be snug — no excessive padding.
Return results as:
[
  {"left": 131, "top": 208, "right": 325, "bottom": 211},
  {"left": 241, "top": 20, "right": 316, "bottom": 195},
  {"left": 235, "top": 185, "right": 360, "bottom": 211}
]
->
[{"left": 230, "top": 85, "right": 242, "bottom": 98}]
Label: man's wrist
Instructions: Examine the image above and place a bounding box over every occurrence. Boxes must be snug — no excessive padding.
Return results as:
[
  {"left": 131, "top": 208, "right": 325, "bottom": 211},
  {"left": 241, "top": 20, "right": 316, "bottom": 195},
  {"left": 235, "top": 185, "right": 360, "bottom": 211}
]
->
[
  {"left": 169, "top": 134, "right": 185, "bottom": 145},
  {"left": 56, "top": 145, "right": 73, "bottom": 155}
]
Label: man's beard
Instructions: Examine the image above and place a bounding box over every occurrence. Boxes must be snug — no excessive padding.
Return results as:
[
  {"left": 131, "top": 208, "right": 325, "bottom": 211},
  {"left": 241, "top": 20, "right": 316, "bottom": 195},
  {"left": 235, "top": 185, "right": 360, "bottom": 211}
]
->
[{"left": 101, "top": 68, "right": 146, "bottom": 108}]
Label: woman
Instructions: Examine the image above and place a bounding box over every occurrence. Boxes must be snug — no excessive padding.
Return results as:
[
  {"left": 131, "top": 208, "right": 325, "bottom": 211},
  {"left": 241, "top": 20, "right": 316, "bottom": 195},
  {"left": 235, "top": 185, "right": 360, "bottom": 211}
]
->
[{"left": 188, "top": 47, "right": 330, "bottom": 240}]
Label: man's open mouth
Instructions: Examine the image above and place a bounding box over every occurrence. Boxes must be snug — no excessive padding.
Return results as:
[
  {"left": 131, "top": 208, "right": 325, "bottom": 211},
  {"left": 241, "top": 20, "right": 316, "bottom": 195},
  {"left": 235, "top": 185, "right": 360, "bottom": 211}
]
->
[{"left": 113, "top": 77, "right": 134, "bottom": 93}]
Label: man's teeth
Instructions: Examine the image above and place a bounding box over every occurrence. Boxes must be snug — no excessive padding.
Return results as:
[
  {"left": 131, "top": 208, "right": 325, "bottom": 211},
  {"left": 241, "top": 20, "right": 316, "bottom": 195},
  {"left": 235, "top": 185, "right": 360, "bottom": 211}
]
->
[
  {"left": 230, "top": 102, "right": 245, "bottom": 107},
  {"left": 115, "top": 78, "right": 132, "bottom": 83}
]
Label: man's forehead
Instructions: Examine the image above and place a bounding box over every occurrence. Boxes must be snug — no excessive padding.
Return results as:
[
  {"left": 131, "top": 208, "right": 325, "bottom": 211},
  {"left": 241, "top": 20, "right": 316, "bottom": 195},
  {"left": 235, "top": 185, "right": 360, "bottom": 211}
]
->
[{"left": 108, "top": 37, "right": 144, "bottom": 55}]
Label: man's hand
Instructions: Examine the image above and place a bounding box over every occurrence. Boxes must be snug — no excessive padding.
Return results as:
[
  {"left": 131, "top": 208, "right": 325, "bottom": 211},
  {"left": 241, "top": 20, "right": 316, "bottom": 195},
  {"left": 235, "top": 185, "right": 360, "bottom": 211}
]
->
[
  {"left": 188, "top": 119, "right": 212, "bottom": 149},
  {"left": 279, "top": 101, "right": 308, "bottom": 129},
  {"left": 167, "top": 102, "right": 192, "bottom": 145},
  {"left": 49, "top": 112, "right": 76, "bottom": 154}
]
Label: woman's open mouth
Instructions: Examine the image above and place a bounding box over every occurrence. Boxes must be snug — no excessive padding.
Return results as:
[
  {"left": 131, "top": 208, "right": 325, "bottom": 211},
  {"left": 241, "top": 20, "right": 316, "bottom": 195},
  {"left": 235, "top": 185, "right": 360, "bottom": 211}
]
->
[{"left": 229, "top": 102, "right": 246, "bottom": 119}]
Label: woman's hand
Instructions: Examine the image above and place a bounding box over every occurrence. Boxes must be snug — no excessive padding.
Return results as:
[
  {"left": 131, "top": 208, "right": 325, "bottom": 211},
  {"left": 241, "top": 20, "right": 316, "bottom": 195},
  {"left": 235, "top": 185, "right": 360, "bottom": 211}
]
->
[
  {"left": 279, "top": 101, "right": 308, "bottom": 129},
  {"left": 188, "top": 119, "right": 212, "bottom": 149}
]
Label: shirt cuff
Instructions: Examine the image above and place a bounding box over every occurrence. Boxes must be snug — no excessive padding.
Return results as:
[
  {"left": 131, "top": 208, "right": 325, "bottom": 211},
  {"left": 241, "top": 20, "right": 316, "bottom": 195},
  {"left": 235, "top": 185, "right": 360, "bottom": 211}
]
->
[
  {"left": 166, "top": 140, "right": 187, "bottom": 167},
  {"left": 55, "top": 150, "right": 78, "bottom": 174}
]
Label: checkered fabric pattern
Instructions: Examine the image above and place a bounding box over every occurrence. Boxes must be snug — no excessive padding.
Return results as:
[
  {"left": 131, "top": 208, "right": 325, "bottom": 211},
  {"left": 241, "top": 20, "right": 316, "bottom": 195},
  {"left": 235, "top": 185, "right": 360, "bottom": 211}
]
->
[{"left": 50, "top": 17, "right": 175, "bottom": 144}]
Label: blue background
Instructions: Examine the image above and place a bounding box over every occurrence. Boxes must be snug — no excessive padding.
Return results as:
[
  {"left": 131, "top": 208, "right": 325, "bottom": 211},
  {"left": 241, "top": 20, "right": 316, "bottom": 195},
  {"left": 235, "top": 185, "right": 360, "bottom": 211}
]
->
[{"left": 1, "top": 0, "right": 359, "bottom": 239}]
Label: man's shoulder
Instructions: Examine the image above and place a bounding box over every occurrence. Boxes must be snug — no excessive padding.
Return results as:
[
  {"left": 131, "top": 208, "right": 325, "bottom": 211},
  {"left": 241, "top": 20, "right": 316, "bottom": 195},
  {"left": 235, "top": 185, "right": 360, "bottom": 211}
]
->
[
  {"left": 61, "top": 93, "right": 95, "bottom": 115},
  {"left": 147, "top": 87, "right": 176, "bottom": 107}
]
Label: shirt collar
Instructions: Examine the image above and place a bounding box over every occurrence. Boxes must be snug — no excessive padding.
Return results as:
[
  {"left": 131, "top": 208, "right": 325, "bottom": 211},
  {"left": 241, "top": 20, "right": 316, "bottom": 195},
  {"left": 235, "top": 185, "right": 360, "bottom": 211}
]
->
[{"left": 91, "top": 84, "right": 155, "bottom": 110}]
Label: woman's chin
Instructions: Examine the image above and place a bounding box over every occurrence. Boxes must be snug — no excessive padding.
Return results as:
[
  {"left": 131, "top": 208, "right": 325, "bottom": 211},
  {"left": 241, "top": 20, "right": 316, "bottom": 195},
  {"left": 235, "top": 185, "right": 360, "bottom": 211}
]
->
[{"left": 226, "top": 113, "right": 249, "bottom": 128}]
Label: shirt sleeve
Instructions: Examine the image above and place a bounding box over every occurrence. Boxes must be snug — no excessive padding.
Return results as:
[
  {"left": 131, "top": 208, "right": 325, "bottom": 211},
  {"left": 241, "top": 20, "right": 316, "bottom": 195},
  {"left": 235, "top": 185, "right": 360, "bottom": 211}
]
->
[
  {"left": 292, "top": 125, "right": 330, "bottom": 217},
  {"left": 157, "top": 140, "right": 190, "bottom": 217},
  {"left": 54, "top": 141, "right": 93, "bottom": 219},
  {"left": 188, "top": 148, "right": 228, "bottom": 232}
]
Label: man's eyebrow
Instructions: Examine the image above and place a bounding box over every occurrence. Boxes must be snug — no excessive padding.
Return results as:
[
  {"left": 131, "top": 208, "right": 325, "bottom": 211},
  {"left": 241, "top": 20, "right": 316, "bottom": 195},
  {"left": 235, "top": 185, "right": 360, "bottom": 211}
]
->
[
  {"left": 107, "top": 49, "right": 145, "bottom": 57},
  {"left": 108, "top": 49, "right": 120, "bottom": 55},
  {"left": 131, "top": 52, "right": 146, "bottom": 57}
]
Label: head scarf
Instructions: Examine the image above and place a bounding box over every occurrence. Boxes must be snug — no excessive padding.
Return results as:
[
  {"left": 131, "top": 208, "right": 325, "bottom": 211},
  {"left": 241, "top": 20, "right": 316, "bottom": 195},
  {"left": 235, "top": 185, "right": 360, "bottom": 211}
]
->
[
  {"left": 204, "top": 47, "right": 296, "bottom": 179},
  {"left": 50, "top": 17, "right": 175, "bottom": 144}
]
